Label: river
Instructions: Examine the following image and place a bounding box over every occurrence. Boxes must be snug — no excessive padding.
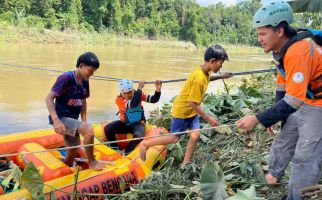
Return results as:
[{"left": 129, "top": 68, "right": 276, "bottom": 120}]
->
[{"left": 0, "top": 43, "right": 272, "bottom": 133}]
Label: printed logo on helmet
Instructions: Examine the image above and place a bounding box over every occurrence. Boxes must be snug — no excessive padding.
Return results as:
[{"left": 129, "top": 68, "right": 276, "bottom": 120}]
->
[{"left": 269, "top": 8, "right": 288, "bottom": 16}]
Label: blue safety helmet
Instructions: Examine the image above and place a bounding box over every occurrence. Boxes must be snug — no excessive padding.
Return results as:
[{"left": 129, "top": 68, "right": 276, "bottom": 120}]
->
[{"left": 253, "top": 0, "right": 293, "bottom": 28}]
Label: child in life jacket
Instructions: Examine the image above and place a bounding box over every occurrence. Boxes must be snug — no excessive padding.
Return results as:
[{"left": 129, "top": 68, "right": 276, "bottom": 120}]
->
[{"left": 104, "top": 79, "right": 162, "bottom": 154}]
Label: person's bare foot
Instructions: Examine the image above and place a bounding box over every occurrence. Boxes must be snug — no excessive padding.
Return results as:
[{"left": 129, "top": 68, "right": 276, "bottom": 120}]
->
[
  {"left": 139, "top": 144, "right": 147, "bottom": 161},
  {"left": 180, "top": 163, "right": 185, "bottom": 169},
  {"left": 89, "top": 160, "right": 104, "bottom": 171},
  {"left": 180, "top": 161, "right": 190, "bottom": 169},
  {"left": 265, "top": 173, "right": 278, "bottom": 185}
]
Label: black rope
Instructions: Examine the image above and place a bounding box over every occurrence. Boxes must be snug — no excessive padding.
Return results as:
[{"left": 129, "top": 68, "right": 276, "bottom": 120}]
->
[
  {"left": 0, "top": 62, "right": 183, "bottom": 83},
  {"left": 232, "top": 68, "right": 276, "bottom": 76},
  {"left": 0, "top": 62, "right": 121, "bottom": 82},
  {"left": 0, "top": 62, "right": 276, "bottom": 84},
  {"left": 0, "top": 62, "right": 63, "bottom": 73}
]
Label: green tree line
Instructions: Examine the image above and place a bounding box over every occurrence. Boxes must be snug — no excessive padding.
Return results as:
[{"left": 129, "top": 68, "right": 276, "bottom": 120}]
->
[{"left": 0, "top": 0, "right": 320, "bottom": 46}]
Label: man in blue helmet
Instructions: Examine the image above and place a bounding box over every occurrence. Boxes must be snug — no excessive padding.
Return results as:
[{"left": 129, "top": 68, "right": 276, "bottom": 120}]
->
[{"left": 236, "top": 1, "right": 322, "bottom": 199}]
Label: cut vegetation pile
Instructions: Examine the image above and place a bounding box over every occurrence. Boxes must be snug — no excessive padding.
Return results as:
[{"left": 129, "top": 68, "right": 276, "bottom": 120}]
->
[{"left": 121, "top": 73, "right": 289, "bottom": 200}]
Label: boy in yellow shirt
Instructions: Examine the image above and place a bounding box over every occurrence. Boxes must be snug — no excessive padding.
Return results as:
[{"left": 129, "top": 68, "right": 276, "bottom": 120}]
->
[{"left": 140, "top": 45, "right": 231, "bottom": 168}]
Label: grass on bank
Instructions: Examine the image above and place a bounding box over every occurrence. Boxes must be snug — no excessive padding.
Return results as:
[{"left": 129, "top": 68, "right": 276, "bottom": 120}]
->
[
  {"left": 0, "top": 23, "right": 196, "bottom": 49},
  {"left": 0, "top": 23, "right": 263, "bottom": 53}
]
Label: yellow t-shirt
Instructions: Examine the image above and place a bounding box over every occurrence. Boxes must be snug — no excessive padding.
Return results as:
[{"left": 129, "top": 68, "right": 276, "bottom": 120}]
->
[{"left": 172, "top": 66, "right": 210, "bottom": 118}]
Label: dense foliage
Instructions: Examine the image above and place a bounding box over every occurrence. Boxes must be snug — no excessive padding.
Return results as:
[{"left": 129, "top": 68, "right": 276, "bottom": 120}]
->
[
  {"left": 0, "top": 0, "right": 320, "bottom": 47},
  {"left": 135, "top": 73, "right": 284, "bottom": 199}
]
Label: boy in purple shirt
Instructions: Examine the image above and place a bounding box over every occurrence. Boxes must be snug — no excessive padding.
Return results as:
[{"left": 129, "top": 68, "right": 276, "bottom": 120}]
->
[{"left": 45, "top": 52, "right": 104, "bottom": 171}]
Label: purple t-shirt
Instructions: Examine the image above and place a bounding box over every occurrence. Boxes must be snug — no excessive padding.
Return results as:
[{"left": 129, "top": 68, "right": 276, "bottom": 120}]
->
[{"left": 49, "top": 71, "right": 89, "bottom": 122}]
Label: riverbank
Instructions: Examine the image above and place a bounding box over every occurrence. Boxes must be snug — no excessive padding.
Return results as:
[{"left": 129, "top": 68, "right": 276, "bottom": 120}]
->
[
  {"left": 0, "top": 24, "right": 263, "bottom": 53},
  {"left": 0, "top": 24, "right": 197, "bottom": 49}
]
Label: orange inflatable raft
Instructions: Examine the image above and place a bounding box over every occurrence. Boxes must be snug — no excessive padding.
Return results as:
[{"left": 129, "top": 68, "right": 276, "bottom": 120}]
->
[{"left": 0, "top": 122, "right": 168, "bottom": 199}]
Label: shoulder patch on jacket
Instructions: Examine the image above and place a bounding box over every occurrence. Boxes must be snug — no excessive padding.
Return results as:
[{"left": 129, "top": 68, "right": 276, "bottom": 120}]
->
[{"left": 293, "top": 72, "right": 304, "bottom": 83}]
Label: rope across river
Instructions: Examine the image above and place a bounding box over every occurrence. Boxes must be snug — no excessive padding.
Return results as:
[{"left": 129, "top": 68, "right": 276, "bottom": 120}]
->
[
  {"left": 0, "top": 62, "right": 276, "bottom": 84},
  {"left": 0, "top": 61, "right": 274, "bottom": 157},
  {"left": 0, "top": 61, "right": 275, "bottom": 158}
]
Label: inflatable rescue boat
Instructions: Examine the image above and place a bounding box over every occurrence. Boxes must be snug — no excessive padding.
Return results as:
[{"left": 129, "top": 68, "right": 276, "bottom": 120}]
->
[{"left": 0, "top": 121, "right": 168, "bottom": 199}]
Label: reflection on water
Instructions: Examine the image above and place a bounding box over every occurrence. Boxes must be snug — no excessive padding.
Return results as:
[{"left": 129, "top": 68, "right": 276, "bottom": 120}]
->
[{"left": 0, "top": 43, "right": 272, "bottom": 133}]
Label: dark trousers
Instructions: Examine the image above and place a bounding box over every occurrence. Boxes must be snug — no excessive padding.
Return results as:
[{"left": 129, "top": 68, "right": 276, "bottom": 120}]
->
[{"left": 104, "top": 120, "right": 145, "bottom": 153}]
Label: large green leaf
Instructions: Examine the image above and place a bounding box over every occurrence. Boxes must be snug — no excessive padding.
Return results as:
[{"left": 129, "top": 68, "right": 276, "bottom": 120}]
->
[
  {"left": 240, "top": 161, "right": 254, "bottom": 177},
  {"left": 213, "top": 126, "right": 233, "bottom": 135},
  {"left": 226, "top": 185, "right": 266, "bottom": 200},
  {"left": 254, "top": 163, "right": 266, "bottom": 184},
  {"left": 244, "top": 97, "right": 260, "bottom": 105},
  {"left": 200, "top": 123, "right": 213, "bottom": 142},
  {"left": 21, "top": 162, "right": 44, "bottom": 199},
  {"left": 72, "top": 165, "right": 80, "bottom": 199},
  {"left": 120, "top": 177, "right": 125, "bottom": 193},
  {"left": 229, "top": 99, "right": 248, "bottom": 109},
  {"left": 203, "top": 105, "right": 218, "bottom": 118},
  {"left": 167, "top": 142, "right": 183, "bottom": 162},
  {"left": 239, "top": 161, "right": 266, "bottom": 184},
  {"left": 240, "top": 108, "right": 254, "bottom": 116},
  {"left": 49, "top": 190, "right": 55, "bottom": 200},
  {"left": 200, "top": 162, "right": 228, "bottom": 200}
]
